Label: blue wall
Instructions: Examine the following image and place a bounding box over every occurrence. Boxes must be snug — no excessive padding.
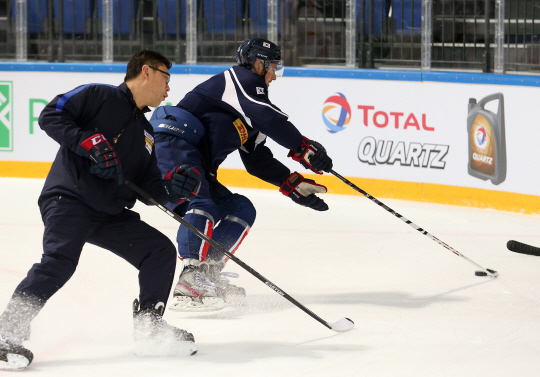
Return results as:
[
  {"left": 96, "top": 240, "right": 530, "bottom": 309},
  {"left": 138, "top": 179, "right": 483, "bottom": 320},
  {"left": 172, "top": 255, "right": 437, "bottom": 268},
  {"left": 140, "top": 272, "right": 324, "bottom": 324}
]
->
[{"left": 2, "top": 62, "right": 540, "bottom": 87}]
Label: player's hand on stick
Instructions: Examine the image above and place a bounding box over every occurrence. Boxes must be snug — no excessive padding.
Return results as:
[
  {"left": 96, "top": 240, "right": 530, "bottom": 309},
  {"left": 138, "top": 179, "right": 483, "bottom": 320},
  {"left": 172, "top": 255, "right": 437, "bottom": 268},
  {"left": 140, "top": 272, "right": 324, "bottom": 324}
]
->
[
  {"left": 76, "top": 131, "right": 123, "bottom": 184},
  {"left": 280, "top": 172, "right": 328, "bottom": 211},
  {"left": 163, "top": 165, "right": 202, "bottom": 203},
  {"left": 288, "top": 137, "right": 333, "bottom": 174}
]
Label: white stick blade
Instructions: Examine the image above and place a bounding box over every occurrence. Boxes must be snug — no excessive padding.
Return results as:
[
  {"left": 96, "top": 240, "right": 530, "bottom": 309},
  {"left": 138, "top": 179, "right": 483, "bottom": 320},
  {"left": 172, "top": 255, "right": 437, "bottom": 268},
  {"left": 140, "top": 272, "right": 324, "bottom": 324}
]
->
[{"left": 328, "top": 317, "right": 354, "bottom": 332}]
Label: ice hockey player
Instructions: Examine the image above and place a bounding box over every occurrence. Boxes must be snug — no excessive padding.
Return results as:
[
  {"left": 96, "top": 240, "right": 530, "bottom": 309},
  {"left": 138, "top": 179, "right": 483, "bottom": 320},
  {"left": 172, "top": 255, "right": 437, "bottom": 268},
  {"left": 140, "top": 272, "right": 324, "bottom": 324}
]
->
[
  {"left": 149, "top": 38, "right": 333, "bottom": 312},
  {"left": 0, "top": 50, "right": 201, "bottom": 371}
]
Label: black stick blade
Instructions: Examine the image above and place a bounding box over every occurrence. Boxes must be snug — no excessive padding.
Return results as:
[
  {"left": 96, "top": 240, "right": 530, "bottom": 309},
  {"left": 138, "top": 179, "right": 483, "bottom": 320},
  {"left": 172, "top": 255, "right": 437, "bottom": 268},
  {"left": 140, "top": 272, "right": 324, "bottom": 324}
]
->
[{"left": 507, "top": 240, "right": 540, "bottom": 256}]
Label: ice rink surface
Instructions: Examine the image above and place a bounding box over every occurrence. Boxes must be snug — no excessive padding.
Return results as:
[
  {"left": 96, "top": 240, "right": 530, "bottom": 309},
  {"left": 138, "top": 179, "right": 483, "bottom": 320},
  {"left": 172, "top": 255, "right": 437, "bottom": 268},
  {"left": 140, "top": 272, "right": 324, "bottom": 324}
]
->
[{"left": 1, "top": 177, "right": 539, "bottom": 377}]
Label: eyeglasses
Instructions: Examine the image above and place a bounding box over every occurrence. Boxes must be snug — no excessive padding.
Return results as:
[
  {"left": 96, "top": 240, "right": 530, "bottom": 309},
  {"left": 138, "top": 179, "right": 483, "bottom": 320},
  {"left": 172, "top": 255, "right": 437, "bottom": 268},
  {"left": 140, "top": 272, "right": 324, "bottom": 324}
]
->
[{"left": 148, "top": 65, "right": 171, "bottom": 84}]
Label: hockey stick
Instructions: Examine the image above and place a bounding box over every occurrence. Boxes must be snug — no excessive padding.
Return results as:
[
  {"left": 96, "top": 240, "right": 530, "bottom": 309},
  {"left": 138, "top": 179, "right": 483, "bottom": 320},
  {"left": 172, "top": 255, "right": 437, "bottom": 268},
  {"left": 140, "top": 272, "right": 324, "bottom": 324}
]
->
[
  {"left": 330, "top": 170, "right": 498, "bottom": 278},
  {"left": 124, "top": 178, "right": 354, "bottom": 332},
  {"left": 507, "top": 240, "right": 540, "bottom": 256}
]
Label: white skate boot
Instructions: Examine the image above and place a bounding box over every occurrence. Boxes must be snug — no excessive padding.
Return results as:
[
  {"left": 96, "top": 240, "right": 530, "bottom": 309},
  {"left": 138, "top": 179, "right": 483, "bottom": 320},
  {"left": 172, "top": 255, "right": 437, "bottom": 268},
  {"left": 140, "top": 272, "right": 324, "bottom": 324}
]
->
[
  {"left": 208, "top": 260, "right": 246, "bottom": 304},
  {"left": 169, "top": 259, "right": 226, "bottom": 312}
]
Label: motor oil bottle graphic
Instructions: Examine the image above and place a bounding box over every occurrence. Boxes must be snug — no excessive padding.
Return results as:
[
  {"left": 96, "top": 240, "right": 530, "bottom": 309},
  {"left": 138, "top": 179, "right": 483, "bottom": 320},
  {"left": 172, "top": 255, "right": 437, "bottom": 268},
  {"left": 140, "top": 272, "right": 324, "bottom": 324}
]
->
[{"left": 467, "top": 93, "right": 506, "bottom": 185}]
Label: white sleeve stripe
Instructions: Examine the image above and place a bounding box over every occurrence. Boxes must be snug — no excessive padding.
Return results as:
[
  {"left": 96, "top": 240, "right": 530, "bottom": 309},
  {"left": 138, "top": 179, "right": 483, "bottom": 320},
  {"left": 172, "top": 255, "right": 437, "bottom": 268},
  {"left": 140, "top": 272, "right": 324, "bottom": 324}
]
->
[
  {"left": 229, "top": 68, "right": 289, "bottom": 118},
  {"left": 222, "top": 70, "right": 253, "bottom": 127},
  {"left": 239, "top": 132, "right": 266, "bottom": 153},
  {"left": 255, "top": 132, "right": 266, "bottom": 145}
]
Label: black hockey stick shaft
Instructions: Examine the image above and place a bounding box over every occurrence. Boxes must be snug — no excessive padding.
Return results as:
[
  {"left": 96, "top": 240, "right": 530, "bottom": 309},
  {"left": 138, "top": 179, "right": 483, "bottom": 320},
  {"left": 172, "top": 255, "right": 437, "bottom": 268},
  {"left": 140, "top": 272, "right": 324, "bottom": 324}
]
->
[
  {"left": 507, "top": 240, "right": 540, "bottom": 256},
  {"left": 124, "top": 179, "right": 350, "bottom": 331},
  {"left": 330, "top": 170, "right": 497, "bottom": 277}
]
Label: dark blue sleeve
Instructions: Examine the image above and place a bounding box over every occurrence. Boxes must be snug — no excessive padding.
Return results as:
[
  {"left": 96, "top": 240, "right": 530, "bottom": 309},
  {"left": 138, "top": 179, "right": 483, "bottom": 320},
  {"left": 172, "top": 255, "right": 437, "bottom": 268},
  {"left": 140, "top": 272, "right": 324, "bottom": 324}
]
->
[
  {"left": 138, "top": 145, "right": 169, "bottom": 206},
  {"left": 38, "top": 84, "right": 117, "bottom": 151},
  {"left": 239, "top": 139, "right": 291, "bottom": 187}
]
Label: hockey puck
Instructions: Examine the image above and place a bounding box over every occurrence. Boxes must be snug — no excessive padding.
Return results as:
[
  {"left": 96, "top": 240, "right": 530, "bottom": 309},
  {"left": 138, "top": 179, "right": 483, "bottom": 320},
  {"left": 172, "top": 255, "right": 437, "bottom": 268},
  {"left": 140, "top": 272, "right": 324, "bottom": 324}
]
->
[{"left": 475, "top": 271, "right": 488, "bottom": 276}]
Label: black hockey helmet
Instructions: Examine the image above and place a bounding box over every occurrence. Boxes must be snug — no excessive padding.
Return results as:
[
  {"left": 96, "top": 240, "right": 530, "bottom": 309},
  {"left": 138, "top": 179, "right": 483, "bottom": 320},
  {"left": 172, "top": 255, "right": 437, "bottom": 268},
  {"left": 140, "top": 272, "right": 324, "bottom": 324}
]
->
[{"left": 236, "top": 38, "right": 284, "bottom": 75}]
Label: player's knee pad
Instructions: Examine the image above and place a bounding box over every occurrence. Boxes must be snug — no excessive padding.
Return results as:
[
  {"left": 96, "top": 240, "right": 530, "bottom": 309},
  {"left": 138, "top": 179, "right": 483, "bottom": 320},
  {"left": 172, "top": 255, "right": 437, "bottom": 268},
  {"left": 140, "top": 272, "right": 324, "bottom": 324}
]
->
[
  {"left": 206, "top": 211, "right": 252, "bottom": 262},
  {"left": 186, "top": 198, "right": 219, "bottom": 222},
  {"left": 218, "top": 194, "right": 256, "bottom": 227}
]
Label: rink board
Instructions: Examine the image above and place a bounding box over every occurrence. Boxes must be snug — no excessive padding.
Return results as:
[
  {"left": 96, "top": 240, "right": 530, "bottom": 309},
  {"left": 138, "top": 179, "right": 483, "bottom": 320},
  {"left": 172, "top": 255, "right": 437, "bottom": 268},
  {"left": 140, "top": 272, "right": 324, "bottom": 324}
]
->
[{"left": 1, "top": 64, "right": 539, "bottom": 213}]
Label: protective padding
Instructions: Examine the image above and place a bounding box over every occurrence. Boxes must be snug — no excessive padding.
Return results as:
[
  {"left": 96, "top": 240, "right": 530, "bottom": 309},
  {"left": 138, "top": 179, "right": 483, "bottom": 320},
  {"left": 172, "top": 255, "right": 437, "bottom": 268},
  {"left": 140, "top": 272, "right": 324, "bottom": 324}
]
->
[
  {"left": 150, "top": 106, "right": 206, "bottom": 146},
  {"left": 177, "top": 211, "right": 214, "bottom": 261},
  {"left": 177, "top": 194, "right": 256, "bottom": 261}
]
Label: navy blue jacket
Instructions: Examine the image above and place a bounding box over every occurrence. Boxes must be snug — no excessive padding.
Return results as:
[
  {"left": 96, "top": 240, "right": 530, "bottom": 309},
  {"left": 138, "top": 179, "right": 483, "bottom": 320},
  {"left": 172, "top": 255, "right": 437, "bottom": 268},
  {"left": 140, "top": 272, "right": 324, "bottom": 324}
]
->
[
  {"left": 177, "top": 66, "right": 304, "bottom": 186},
  {"left": 39, "top": 82, "right": 167, "bottom": 215}
]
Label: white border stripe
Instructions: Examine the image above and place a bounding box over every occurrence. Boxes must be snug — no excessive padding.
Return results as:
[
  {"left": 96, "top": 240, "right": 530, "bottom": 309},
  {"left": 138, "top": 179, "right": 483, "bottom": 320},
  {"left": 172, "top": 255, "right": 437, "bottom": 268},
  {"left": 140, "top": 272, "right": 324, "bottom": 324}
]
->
[
  {"left": 222, "top": 70, "right": 253, "bottom": 127},
  {"left": 254, "top": 132, "right": 266, "bottom": 146},
  {"left": 228, "top": 68, "right": 289, "bottom": 118}
]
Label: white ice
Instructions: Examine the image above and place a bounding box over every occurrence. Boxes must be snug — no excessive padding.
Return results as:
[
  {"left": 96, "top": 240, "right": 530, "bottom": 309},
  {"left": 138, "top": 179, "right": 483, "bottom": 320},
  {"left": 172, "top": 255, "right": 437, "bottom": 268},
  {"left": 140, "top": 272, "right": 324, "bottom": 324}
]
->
[{"left": 1, "top": 177, "right": 540, "bottom": 377}]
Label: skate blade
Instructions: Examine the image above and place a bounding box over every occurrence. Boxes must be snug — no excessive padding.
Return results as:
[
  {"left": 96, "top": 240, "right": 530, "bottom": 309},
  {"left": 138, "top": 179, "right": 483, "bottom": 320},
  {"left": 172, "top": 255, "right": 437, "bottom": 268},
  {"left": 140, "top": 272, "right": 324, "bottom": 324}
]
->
[
  {"left": 0, "top": 353, "right": 31, "bottom": 371},
  {"left": 169, "top": 296, "right": 225, "bottom": 312},
  {"left": 134, "top": 339, "right": 197, "bottom": 357}
]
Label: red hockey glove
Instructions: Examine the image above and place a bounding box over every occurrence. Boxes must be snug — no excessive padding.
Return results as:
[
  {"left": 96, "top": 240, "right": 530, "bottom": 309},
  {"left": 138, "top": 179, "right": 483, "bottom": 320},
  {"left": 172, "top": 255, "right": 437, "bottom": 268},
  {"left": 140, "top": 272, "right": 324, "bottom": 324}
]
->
[
  {"left": 288, "top": 137, "right": 333, "bottom": 174},
  {"left": 76, "top": 131, "right": 123, "bottom": 185},
  {"left": 163, "top": 165, "right": 202, "bottom": 203},
  {"left": 279, "top": 172, "right": 328, "bottom": 211}
]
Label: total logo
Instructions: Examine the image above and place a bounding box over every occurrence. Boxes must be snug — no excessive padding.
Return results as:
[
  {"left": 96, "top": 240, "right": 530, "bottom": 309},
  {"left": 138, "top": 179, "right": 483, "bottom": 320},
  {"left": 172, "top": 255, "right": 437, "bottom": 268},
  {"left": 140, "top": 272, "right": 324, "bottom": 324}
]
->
[
  {"left": 321, "top": 93, "right": 435, "bottom": 132},
  {"left": 322, "top": 93, "right": 351, "bottom": 133},
  {"left": 322, "top": 93, "right": 446, "bottom": 170},
  {"left": 475, "top": 126, "right": 487, "bottom": 146}
]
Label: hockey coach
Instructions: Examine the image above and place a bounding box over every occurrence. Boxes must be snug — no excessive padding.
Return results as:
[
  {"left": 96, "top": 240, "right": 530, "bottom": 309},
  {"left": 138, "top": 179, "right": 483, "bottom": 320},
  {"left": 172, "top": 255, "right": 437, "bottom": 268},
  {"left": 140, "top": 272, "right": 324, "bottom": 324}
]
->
[{"left": 0, "top": 50, "right": 201, "bottom": 370}]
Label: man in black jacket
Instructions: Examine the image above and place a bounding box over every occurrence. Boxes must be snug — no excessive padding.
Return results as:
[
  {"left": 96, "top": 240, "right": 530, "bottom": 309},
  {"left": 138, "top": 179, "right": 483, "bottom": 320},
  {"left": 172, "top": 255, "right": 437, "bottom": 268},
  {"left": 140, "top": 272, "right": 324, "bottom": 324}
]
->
[{"left": 0, "top": 50, "right": 200, "bottom": 371}]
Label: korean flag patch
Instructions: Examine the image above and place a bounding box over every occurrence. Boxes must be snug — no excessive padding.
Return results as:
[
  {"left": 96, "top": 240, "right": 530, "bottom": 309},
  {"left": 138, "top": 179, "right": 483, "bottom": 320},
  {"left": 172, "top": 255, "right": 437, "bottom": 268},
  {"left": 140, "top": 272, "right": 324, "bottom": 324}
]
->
[
  {"left": 263, "top": 42, "right": 270, "bottom": 48},
  {"left": 256, "top": 87, "right": 265, "bottom": 95}
]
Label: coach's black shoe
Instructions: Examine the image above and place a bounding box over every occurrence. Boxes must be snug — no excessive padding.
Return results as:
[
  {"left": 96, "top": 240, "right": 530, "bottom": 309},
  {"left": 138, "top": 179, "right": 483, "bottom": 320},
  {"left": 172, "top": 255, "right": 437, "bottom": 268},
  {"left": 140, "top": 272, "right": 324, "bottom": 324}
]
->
[{"left": 132, "top": 299, "right": 197, "bottom": 357}]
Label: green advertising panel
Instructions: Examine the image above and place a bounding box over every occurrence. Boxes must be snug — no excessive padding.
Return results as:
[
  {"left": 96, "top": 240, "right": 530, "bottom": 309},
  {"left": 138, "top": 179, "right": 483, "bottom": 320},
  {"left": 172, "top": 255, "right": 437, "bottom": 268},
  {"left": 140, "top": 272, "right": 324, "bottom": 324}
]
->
[{"left": 0, "top": 82, "right": 13, "bottom": 151}]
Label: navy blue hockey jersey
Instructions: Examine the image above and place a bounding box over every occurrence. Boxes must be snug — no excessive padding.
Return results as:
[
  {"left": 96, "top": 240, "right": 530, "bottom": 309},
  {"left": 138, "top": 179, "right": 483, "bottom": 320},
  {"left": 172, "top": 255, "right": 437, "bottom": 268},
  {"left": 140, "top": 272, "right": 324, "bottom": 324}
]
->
[{"left": 176, "top": 65, "right": 305, "bottom": 186}]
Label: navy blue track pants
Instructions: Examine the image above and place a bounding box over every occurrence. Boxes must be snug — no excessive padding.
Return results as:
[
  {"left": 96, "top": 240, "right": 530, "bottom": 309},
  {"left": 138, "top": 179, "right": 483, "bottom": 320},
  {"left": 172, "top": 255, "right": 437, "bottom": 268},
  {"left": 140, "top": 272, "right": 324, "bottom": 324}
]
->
[{"left": 14, "top": 195, "right": 177, "bottom": 309}]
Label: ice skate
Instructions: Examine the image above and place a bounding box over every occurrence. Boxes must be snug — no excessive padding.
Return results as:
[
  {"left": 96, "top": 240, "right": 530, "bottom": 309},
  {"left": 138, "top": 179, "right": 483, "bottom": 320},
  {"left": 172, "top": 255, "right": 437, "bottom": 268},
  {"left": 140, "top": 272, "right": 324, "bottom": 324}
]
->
[
  {"left": 0, "top": 337, "right": 34, "bottom": 371},
  {"left": 169, "top": 259, "right": 226, "bottom": 312},
  {"left": 133, "top": 299, "right": 196, "bottom": 356},
  {"left": 0, "top": 295, "right": 39, "bottom": 371},
  {"left": 208, "top": 260, "right": 246, "bottom": 305}
]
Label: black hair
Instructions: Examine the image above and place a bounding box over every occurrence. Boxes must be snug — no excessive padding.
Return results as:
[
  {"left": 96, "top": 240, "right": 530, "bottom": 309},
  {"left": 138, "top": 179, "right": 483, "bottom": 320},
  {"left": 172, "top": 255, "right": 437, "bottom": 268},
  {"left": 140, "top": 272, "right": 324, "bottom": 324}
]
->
[{"left": 124, "top": 50, "right": 172, "bottom": 82}]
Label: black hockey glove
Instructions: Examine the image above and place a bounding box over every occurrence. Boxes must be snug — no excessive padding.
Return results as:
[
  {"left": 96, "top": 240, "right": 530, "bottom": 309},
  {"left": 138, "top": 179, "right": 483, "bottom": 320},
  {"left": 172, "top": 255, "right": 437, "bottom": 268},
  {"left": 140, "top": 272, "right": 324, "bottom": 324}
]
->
[
  {"left": 280, "top": 172, "right": 328, "bottom": 211},
  {"left": 76, "top": 131, "right": 123, "bottom": 185},
  {"left": 163, "top": 165, "right": 202, "bottom": 203},
  {"left": 288, "top": 137, "right": 333, "bottom": 174}
]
